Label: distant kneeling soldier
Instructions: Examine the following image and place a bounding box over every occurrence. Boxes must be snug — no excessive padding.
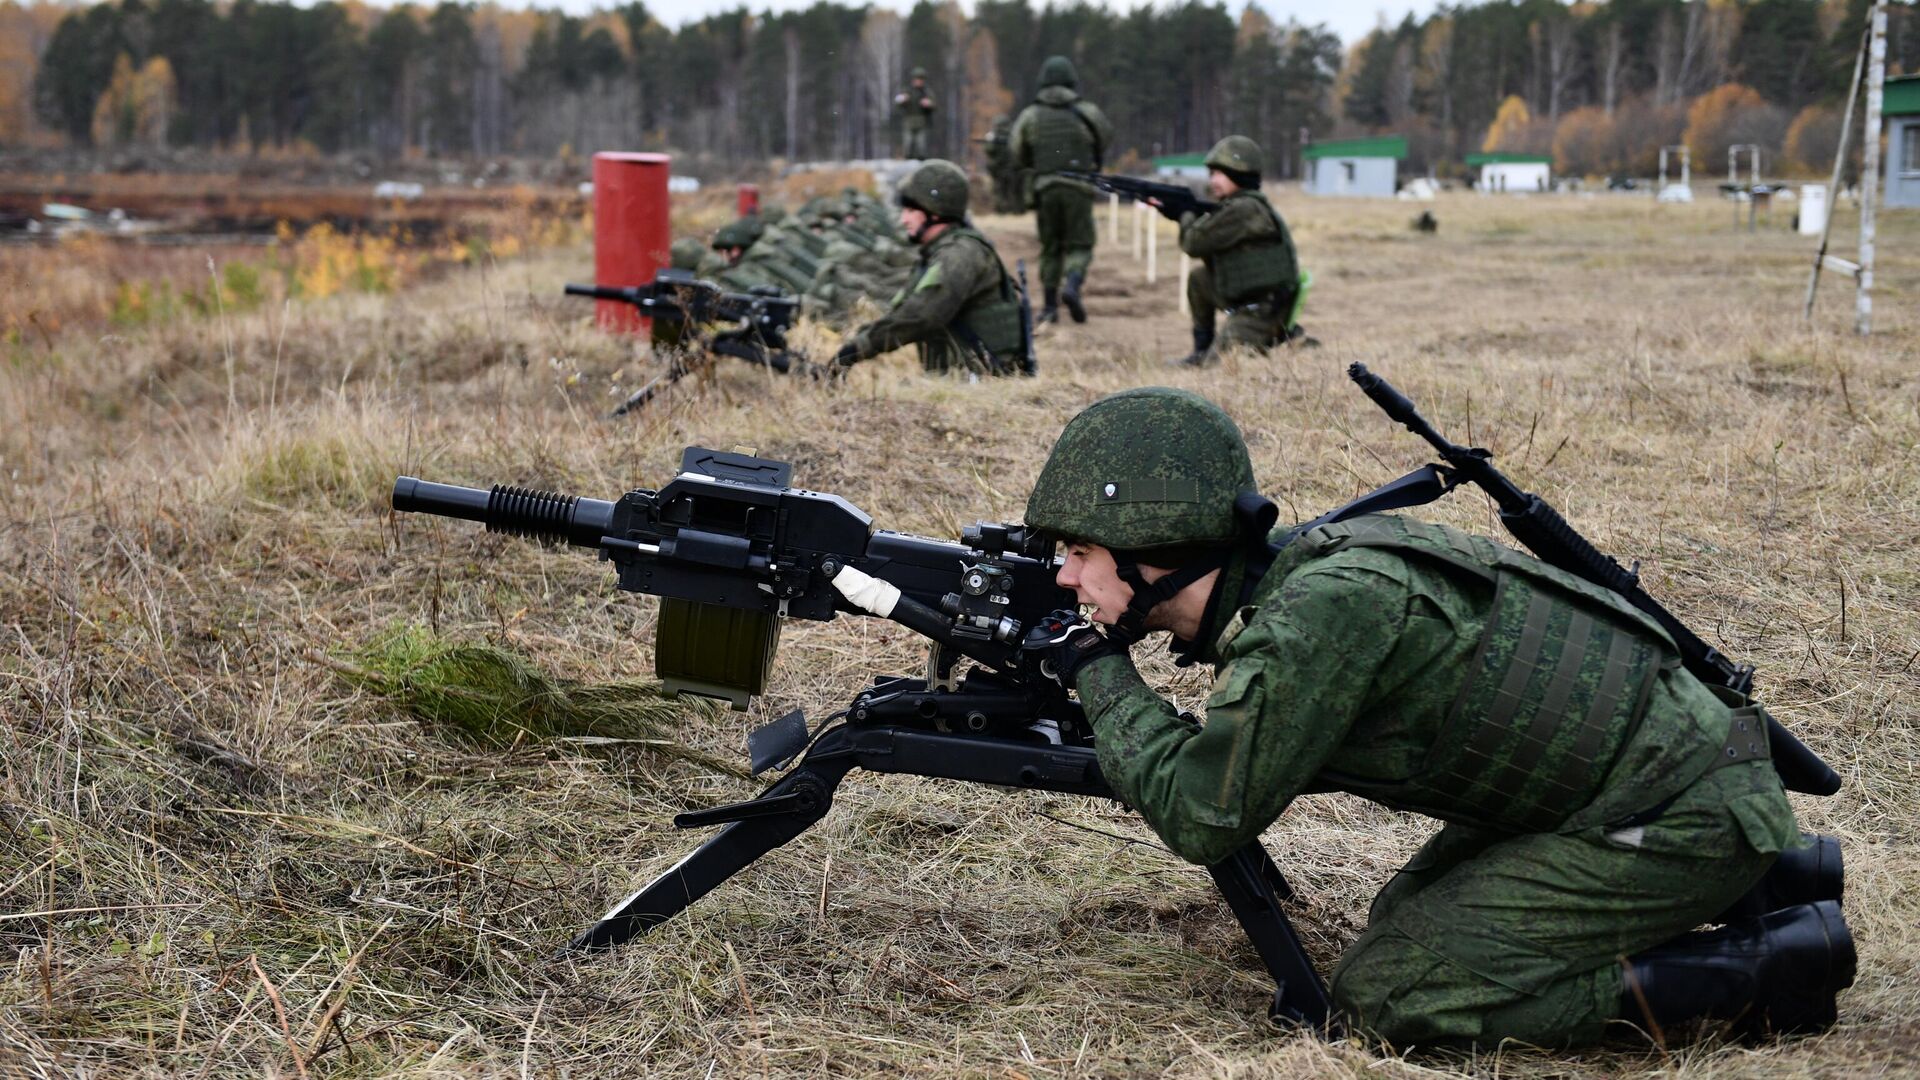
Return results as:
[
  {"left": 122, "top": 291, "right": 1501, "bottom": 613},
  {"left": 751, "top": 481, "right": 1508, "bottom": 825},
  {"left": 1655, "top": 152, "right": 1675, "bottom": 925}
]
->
[
  {"left": 831, "top": 160, "right": 1029, "bottom": 377},
  {"left": 1169, "top": 136, "right": 1301, "bottom": 367}
]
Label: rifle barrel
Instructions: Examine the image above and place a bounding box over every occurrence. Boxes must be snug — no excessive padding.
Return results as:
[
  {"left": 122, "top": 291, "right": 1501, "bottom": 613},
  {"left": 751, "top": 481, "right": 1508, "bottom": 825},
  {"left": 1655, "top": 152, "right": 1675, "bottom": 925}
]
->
[{"left": 565, "top": 283, "right": 636, "bottom": 301}]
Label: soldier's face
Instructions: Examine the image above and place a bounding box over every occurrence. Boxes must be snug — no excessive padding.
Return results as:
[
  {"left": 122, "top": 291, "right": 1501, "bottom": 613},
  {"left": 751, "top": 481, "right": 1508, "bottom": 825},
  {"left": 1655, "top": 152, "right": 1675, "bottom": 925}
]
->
[
  {"left": 1207, "top": 168, "right": 1237, "bottom": 199},
  {"left": 1057, "top": 542, "right": 1159, "bottom": 625},
  {"left": 723, "top": 246, "right": 745, "bottom": 265},
  {"left": 899, "top": 206, "right": 930, "bottom": 240}
]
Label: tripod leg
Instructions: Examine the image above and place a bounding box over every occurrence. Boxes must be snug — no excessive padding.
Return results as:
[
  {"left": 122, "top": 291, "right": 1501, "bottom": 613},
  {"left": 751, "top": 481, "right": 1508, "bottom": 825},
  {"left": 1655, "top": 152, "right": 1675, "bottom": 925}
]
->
[
  {"left": 566, "top": 759, "right": 853, "bottom": 952},
  {"left": 1207, "top": 843, "right": 1336, "bottom": 1031}
]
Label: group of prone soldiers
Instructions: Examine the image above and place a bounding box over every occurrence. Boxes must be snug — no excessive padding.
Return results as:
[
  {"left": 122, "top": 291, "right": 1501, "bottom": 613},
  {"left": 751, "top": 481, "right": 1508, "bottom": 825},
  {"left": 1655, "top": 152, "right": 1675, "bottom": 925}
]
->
[{"left": 669, "top": 189, "right": 920, "bottom": 328}]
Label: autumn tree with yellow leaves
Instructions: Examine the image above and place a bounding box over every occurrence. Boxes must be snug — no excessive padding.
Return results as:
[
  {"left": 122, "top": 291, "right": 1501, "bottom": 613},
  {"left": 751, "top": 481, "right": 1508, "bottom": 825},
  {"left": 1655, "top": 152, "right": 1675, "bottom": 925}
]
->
[{"left": 90, "top": 54, "right": 175, "bottom": 147}]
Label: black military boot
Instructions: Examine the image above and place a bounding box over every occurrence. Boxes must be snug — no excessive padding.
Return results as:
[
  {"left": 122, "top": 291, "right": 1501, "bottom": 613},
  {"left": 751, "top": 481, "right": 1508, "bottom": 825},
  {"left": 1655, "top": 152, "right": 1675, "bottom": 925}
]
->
[
  {"left": 1167, "top": 327, "right": 1214, "bottom": 367},
  {"left": 1038, "top": 286, "right": 1059, "bottom": 325},
  {"left": 1716, "top": 834, "right": 1844, "bottom": 923},
  {"left": 1062, "top": 270, "right": 1088, "bottom": 323},
  {"left": 1622, "top": 900, "right": 1854, "bottom": 1043}
]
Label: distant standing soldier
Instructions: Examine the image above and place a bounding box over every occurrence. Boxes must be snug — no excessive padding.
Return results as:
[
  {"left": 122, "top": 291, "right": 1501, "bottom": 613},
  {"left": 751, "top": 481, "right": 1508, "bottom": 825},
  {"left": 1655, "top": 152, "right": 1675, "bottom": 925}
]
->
[
  {"left": 1010, "top": 55, "right": 1112, "bottom": 325},
  {"left": 895, "top": 67, "right": 937, "bottom": 160},
  {"left": 979, "top": 114, "right": 1021, "bottom": 214},
  {"left": 1163, "top": 136, "right": 1301, "bottom": 367},
  {"left": 829, "top": 160, "right": 1028, "bottom": 377}
]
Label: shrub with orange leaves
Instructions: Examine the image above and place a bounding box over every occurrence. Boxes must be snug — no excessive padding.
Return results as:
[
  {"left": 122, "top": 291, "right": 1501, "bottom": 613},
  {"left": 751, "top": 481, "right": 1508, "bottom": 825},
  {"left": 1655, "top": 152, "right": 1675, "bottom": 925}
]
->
[{"left": 1684, "top": 84, "right": 1790, "bottom": 172}]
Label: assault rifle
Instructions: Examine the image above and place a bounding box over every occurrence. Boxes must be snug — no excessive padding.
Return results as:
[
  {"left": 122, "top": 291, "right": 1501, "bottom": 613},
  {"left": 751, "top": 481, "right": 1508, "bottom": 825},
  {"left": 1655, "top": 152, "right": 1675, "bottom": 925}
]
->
[
  {"left": 1058, "top": 171, "right": 1218, "bottom": 221},
  {"left": 1015, "top": 258, "right": 1037, "bottom": 376},
  {"left": 565, "top": 270, "right": 805, "bottom": 417},
  {"left": 1347, "top": 363, "right": 1842, "bottom": 798},
  {"left": 390, "top": 448, "right": 1336, "bottom": 1028}
]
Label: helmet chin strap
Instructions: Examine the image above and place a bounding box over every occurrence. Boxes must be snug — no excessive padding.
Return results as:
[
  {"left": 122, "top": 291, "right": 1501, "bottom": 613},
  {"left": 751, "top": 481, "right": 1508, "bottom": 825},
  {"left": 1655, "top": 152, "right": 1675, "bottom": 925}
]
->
[
  {"left": 908, "top": 214, "right": 951, "bottom": 244},
  {"left": 1107, "top": 553, "right": 1226, "bottom": 646}
]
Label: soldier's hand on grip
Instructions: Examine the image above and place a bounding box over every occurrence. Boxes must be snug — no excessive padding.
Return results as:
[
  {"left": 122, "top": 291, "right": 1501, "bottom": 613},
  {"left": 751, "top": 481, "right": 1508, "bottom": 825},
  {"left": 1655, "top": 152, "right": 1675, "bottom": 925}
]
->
[{"left": 1020, "top": 609, "right": 1123, "bottom": 689}]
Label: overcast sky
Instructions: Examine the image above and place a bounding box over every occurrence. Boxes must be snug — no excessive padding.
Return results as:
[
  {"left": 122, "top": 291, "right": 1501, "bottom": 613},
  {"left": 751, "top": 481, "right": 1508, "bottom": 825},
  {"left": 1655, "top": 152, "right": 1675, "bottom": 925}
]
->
[{"left": 541, "top": 0, "right": 1442, "bottom": 46}]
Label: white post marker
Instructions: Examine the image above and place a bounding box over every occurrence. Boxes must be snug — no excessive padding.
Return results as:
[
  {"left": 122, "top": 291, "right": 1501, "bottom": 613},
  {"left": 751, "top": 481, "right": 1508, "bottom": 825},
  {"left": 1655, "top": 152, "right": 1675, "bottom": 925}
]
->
[
  {"left": 1132, "top": 200, "right": 1144, "bottom": 261},
  {"left": 1108, "top": 192, "right": 1120, "bottom": 246},
  {"left": 1858, "top": 3, "right": 1887, "bottom": 336},
  {"left": 1178, "top": 253, "right": 1190, "bottom": 317},
  {"left": 1799, "top": 184, "right": 1829, "bottom": 237},
  {"left": 1146, "top": 209, "right": 1158, "bottom": 284}
]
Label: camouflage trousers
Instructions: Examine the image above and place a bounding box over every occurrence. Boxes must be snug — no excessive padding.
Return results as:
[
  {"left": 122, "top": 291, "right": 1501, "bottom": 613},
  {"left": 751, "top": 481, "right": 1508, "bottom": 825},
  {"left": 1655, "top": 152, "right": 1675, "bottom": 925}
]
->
[
  {"left": 1187, "top": 263, "right": 1288, "bottom": 358},
  {"left": 901, "top": 127, "right": 929, "bottom": 160},
  {"left": 1330, "top": 760, "right": 1795, "bottom": 1047},
  {"left": 1034, "top": 183, "right": 1096, "bottom": 288}
]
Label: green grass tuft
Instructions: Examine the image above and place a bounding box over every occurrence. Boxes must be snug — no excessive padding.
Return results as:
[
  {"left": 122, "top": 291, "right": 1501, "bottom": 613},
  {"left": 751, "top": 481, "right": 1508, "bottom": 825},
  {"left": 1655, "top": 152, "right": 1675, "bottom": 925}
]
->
[{"left": 342, "top": 624, "right": 737, "bottom": 770}]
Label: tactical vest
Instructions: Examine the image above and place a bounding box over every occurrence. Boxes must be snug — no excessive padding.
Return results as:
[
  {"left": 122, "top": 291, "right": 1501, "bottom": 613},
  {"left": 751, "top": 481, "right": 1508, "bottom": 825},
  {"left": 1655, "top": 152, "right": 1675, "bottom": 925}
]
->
[
  {"left": 1270, "top": 514, "right": 1678, "bottom": 833},
  {"left": 946, "top": 231, "right": 1026, "bottom": 367},
  {"left": 1027, "top": 102, "right": 1103, "bottom": 175},
  {"left": 1208, "top": 195, "right": 1297, "bottom": 306}
]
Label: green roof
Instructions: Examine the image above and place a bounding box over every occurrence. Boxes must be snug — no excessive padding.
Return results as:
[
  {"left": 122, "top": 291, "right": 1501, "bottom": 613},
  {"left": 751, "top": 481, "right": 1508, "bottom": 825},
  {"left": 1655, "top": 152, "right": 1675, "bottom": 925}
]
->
[
  {"left": 1303, "top": 135, "right": 1408, "bottom": 161},
  {"left": 1465, "top": 152, "right": 1553, "bottom": 166},
  {"left": 1888, "top": 74, "right": 1920, "bottom": 117},
  {"left": 1153, "top": 152, "right": 1208, "bottom": 168}
]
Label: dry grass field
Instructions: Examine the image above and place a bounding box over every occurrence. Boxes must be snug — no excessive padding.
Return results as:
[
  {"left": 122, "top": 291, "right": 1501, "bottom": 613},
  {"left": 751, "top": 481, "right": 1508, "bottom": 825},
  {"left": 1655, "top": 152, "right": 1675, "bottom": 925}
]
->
[{"left": 3, "top": 188, "right": 1918, "bottom": 1078}]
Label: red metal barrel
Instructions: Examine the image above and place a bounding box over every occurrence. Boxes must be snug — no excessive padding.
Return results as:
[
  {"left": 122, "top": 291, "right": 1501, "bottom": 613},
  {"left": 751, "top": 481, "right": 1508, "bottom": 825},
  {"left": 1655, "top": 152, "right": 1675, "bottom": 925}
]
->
[
  {"left": 591, "top": 152, "right": 672, "bottom": 335},
  {"left": 737, "top": 183, "right": 760, "bottom": 218}
]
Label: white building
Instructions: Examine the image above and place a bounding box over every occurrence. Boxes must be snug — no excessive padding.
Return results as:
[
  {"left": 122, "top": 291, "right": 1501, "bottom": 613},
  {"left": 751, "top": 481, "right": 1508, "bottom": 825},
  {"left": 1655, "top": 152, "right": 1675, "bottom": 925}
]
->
[
  {"left": 1303, "top": 136, "right": 1406, "bottom": 198},
  {"left": 1468, "top": 153, "right": 1552, "bottom": 193}
]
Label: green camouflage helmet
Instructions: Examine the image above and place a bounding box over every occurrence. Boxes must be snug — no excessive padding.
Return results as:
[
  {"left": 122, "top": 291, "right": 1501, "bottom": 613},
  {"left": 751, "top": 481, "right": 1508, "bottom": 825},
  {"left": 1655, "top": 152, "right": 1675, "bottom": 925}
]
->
[
  {"left": 1205, "top": 135, "right": 1264, "bottom": 176},
  {"left": 1026, "top": 387, "right": 1257, "bottom": 553},
  {"left": 712, "top": 218, "right": 760, "bottom": 250},
  {"left": 910, "top": 66, "right": 928, "bottom": 80},
  {"left": 1038, "top": 55, "right": 1078, "bottom": 89},
  {"left": 898, "top": 159, "right": 969, "bottom": 220},
  {"left": 669, "top": 236, "right": 706, "bottom": 270},
  {"left": 714, "top": 219, "right": 764, "bottom": 251}
]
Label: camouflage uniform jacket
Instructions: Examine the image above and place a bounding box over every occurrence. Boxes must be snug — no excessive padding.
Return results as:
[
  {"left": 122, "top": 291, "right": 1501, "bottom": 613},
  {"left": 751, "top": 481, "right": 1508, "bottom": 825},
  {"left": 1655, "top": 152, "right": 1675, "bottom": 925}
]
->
[
  {"left": 1073, "top": 519, "right": 1790, "bottom": 867},
  {"left": 896, "top": 86, "right": 936, "bottom": 131},
  {"left": 847, "top": 224, "right": 1018, "bottom": 373},
  {"left": 1177, "top": 190, "right": 1298, "bottom": 283}
]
